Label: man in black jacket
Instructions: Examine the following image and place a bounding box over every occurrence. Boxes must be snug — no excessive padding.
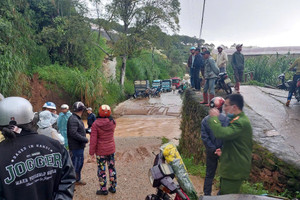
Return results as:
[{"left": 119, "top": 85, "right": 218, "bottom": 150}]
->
[
  {"left": 0, "top": 97, "right": 75, "bottom": 200},
  {"left": 201, "top": 97, "right": 229, "bottom": 195},
  {"left": 86, "top": 107, "right": 96, "bottom": 133},
  {"left": 193, "top": 48, "right": 205, "bottom": 90},
  {"left": 67, "top": 101, "right": 89, "bottom": 185}
]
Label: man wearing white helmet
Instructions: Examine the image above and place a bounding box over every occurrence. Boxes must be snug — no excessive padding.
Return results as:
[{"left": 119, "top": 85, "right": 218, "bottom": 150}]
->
[
  {"left": 216, "top": 46, "right": 228, "bottom": 73},
  {"left": 57, "top": 104, "right": 72, "bottom": 149},
  {"left": 32, "top": 101, "right": 59, "bottom": 131},
  {"left": 0, "top": 97, "right": 75, "bottom": 200}
]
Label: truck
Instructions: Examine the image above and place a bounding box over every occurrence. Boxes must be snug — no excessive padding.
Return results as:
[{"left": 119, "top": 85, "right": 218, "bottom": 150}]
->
[
  {"left": 152, "top": 80, "right": 162, "bottom": 89},
  {"left": 171, "top": 77, "right": 181, "bottom": 89},
  {"left": 161, "top": 79, "right": 172, "bottom": 92},
  {"left": 134, "top": 80, "right": 150, "bottom": 98}
]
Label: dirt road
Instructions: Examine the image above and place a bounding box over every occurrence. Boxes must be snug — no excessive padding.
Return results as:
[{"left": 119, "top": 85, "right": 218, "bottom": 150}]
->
[{"left": 73, "top": 92, "right": 210, "bottom": 199}]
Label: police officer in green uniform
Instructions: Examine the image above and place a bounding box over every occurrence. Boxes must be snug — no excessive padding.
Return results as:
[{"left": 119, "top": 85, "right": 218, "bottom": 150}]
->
[{"left": 208, "top": 94, "right": 253, "bottom": 195}]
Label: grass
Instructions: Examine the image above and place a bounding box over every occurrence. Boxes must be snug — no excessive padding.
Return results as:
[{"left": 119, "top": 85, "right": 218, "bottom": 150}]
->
[
  {"left": 161, "top": 136, "right": 170, "bottom": 144},
  {"left": 181, "top": 156, "right": 206, "bottom": 177}
]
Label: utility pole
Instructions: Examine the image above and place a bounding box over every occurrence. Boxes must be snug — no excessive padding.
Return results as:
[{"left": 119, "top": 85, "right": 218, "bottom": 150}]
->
[{"left": 199, "top": 0, "right": 206, "bottom": 46}]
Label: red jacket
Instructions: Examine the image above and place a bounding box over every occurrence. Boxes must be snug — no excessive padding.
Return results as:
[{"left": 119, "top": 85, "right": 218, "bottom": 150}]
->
[{"left": 89, "top": 118, "right": 116, "bottom": 156}]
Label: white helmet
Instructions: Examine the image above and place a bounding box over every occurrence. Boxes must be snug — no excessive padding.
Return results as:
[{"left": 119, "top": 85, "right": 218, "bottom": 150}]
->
[
  {"left": 0, "top": 97, "right": 34, "bottom": 126},
  {"left": 61, "top": 104, "right": 69, "bottom": 109},
  {"left": 42, "top": 102, "right": 56, "bottom": 110}
]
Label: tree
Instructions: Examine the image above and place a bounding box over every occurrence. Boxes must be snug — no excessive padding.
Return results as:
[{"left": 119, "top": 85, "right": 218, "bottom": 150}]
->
[{"left": 106, "top": 0, "right": 180, "bottom": 86}]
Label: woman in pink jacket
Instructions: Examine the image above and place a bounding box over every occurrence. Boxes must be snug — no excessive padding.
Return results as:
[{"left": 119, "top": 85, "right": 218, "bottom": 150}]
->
[{"left": 89, "top": 105, "right": 117, "bottom": 195}]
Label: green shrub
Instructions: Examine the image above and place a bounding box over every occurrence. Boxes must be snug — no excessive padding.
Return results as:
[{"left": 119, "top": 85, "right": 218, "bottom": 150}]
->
[
  {"left": 240, "top": 181, "right": 268, "bottom": 195},
  {"left": 182, "top": 156, "right": 206, "bottom": 177},
  {"left": 227, "top": 54, "right": 296, "bottom": 86}
]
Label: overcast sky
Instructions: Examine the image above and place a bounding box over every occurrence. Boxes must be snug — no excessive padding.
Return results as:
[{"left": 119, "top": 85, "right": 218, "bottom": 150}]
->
[
  {"left": 179, "top": 0, "right": 300, "bottom": 47},
  {"left": 85, "top": 0, "right": 300, "bottom": 47}
]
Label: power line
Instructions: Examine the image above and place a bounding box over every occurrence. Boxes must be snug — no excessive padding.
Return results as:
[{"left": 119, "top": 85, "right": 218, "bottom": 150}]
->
[{"left": 199, "top": 0, "right": 206, "bottom": 40}]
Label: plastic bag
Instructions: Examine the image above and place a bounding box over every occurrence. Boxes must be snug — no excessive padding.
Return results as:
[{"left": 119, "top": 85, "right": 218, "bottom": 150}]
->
[{"left": 161, "top": 143, "right": 198, "bottom": 200}]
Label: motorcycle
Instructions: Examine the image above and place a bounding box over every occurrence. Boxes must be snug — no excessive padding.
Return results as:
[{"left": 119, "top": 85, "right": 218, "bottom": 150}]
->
[
  {"left": 277, "top": 72, "right": 300, "bottom": 102},
  {"left": 277, "top": 73, "right": 293, "bottom": 90},
  {"left": 145, "top": 152, "right": 188, "bottom": 200},
  {"left": 151, "top": 88, "right": 161, "bottom": 98},
  {"left": 215, "top": 72, "right": 232, "bottom": 94}
]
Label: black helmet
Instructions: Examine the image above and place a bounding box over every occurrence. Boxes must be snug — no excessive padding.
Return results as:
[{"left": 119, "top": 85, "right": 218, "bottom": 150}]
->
[{"left": 72, "top": 101, "right": 86, "bottom": 112}]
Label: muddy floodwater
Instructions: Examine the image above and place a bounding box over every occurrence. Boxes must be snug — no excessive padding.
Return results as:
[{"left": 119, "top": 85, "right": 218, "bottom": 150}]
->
[{"left": 114, "top": 92, "right": 183, "bottom": 143}]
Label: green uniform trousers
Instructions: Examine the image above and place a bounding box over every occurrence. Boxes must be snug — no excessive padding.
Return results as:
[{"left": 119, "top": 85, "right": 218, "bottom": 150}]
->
[{"left": 220, "top": 178, "right": 243, "bottom": 195}]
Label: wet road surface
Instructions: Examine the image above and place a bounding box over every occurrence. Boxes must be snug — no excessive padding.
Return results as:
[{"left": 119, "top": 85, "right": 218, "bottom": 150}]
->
[{"left": 240, "top": 86, "right": 300, "bottom": 168}]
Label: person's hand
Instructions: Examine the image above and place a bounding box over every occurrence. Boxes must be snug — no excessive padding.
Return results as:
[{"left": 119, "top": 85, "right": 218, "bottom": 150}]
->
[
  {"left": 209, "top": 108, "right": 220, "bottom": 117},
  {"left": 215, "top": 148, "right": 222, "bottom": 156}
]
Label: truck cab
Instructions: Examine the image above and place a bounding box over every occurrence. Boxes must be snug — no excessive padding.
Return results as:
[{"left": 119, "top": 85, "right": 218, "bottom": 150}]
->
[
  {"left": 171, "top": 77, "right": 181, "bottom": 89},
  {"left": 152, "top": 80, "right": 162, "bottom": 89},
  {"left": 162, "top": 79, "right": 172, "bottom": 92}
]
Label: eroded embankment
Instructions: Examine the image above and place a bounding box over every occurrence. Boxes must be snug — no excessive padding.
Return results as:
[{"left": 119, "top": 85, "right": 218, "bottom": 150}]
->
[{"left": 179, "top": 89, "right": 300, "bottom": 194}]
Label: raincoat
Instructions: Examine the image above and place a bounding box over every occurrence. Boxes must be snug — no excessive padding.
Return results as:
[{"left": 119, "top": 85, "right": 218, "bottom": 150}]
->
[{"left": 57, "top": 111, "right": 72, "bottom": 148}]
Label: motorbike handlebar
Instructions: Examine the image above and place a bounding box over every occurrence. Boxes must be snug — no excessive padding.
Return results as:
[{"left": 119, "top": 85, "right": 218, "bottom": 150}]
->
[{"left": 176, "top": 189, "right": 187, "bottom": 200}]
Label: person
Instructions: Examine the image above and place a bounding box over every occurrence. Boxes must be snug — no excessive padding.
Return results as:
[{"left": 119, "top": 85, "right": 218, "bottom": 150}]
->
[
  {"left": 89, "top": 105, "right": 117, "bottom": 195},
  {"left": 172, "top": 84, "right": 176, "bottom": 94},
  {"left": 193, "top": 48, "right": 205, "bottom": 91},
  {"left": 216, "top": 46, "right": 228, "bottom": 73},
  {"left": 32, "top": 101, "right": 59, "bottom": 131},
  {"left": 208, "top": 94, "right": 253, "bottom": 195},
  {"left": 67, "top": 101, "right": 89, "bottom": 185},
  {"left": 200, "top": 51, "right": 220, "bottom": 106},
  {"left": 201, "top": 46, "right": 208, "bottom": 53},
  {"left": 286, "top": 57, "right": 300, "bottom": 106},
  {"left": 37, "top": 110, "right": 65, "bottom": 144},
  {"left": 231, "top": 44, "right": 244, "bottom": 93},
  {"left": 57, "top": 104, "right": 72, "bottom": 149},
  {"left": 86, "top": 107, "right": 96, "bottom": 133},
  {"left": 201, "top": 97, "right": 229, "bottom": 196},
  {"left": 187, "top": 47, "right": 196, "bottom": 88},
  {"left": 0, "top": 97, "right": 75, "bottom": 200}
]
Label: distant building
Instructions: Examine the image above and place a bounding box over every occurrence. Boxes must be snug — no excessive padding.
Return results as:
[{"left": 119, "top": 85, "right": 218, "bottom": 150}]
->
[{"left": 213, "top": 46, "right": 300, "bottom": 58}]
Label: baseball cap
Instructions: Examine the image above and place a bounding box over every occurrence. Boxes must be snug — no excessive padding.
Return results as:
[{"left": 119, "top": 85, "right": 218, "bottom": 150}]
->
[
  {"left": 190, "top": 47, "right": 196, "bottom": 50},
  {"left": 87, "top": 107, "right": 92, "bottom": 111},
  {"left": 236, "top": 44, "right": 243, "bottom": 48}
]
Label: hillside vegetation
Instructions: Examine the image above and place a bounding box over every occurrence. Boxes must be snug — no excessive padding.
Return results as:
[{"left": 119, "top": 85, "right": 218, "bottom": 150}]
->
[{"left": 0, "top": 0, "right": 203, "bottom": 109}]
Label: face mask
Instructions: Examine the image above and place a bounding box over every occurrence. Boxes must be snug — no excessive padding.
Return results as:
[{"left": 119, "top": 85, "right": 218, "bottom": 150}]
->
[{"left": 227, "top": 113, "right": 234, "bottom": 118}]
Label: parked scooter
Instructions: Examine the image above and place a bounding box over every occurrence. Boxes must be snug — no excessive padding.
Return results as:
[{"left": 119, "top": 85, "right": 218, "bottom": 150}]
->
[
  {"left": 145, "top": 152, "right": 188, "bottom": 200},
  {"left": 277, "top": 71, "right": 300, "bottom": 102},
  {"left": 277, "top": 73, "right": 293, "bottom": 90},
  {"left": 215, "top": 72, "right": 232, "bottom": 94}
]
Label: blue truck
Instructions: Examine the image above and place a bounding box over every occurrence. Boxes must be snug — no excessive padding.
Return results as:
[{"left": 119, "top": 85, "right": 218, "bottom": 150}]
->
[
  {"left": 152, "top": 80, "right": 162, "bottom": 89},
  {"left": 161, "top": 79, "right": 172, "bottom": 92}
]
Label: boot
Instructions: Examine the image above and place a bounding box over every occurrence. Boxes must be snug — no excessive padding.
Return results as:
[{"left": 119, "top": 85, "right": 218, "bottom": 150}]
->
[
  {"left": 200, "top": 93, "right": 208, "bottom": 104},
  {"left": 236, "top": 82, "right": 240, "bottom": 93},
  {"left": 286, "top": 100, "right": 291, "bottom": 107},
  {"left": 206, "top": 94, "right": 215, "bottom": 106}
]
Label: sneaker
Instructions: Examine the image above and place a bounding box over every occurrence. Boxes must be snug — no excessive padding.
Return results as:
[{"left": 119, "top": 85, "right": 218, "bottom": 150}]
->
[
  {"left": 109, "top": 186, "right": 116, "bottom": 193},
  {"left": 96, "top": 190, "right": 108, "bottom": 195},
  {"left": 75, "top": 180, "right": 86, "bottom": 185},
  {"left": 286, "top": 100, "right": 291, "bottom": 107}
]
